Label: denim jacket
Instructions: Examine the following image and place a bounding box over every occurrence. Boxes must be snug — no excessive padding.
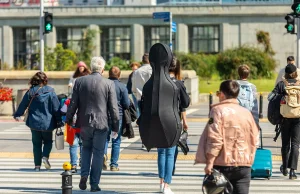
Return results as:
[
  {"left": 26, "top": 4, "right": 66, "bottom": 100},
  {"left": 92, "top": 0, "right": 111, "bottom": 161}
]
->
[{"left": 14, "top": 85, "right": 62, "bottom": 131}]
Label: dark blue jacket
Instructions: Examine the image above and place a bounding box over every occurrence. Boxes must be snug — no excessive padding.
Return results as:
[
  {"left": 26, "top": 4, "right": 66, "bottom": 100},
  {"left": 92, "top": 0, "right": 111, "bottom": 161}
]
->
[
  {"left": 14, "top": 85, "right": 62, "bottom": 131},
  {"left": 109, "top": 78, "right": 130, "bottom": 117}
]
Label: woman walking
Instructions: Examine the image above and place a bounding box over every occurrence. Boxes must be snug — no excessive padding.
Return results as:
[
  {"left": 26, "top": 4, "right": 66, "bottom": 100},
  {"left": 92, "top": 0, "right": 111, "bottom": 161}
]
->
[
  {"left": 68, "top": 61, "right": 91, "bottom": 92},
  {"left": 158, "top": 57, "right": 190, "bottom": 194},
  {"left": 14, "top": 72, "right": 63, "bottom": 171}
]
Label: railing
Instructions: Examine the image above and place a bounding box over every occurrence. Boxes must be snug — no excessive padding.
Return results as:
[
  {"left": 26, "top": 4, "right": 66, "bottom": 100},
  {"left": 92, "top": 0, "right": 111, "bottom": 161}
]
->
[{"left": 0, "top": 0, "right": 292, "bottom": 8}]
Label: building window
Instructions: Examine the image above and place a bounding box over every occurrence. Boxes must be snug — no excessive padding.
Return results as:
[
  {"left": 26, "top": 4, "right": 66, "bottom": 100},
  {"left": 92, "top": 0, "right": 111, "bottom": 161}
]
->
[
  {"left": 101, "top": 26, "right": 131, "bottom": 60},
  {"left": 57, "top": 27, "right": 86, "bottom": 52},
  {"left": 189, "top": 25, "right": 220, "bottom": 54},
  {"left": 13, "top": 28, "right": 39, "bottom": 69},
  {"left": 144, "top": 26, "right": 176, "bottom": 53}
]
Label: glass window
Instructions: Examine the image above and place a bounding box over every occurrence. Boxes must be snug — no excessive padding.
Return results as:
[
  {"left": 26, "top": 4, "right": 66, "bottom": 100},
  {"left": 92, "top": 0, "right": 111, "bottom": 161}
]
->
[
  {"left": 144, "top": 26, "right": 176, "bottom": 53},
  {"left": 101, "top": 26, "right": 131, "bottom": 60},
  {"left": 56, "top": 27, "right": 86, "bottom": 52},
  {"left": 13, "top": 28, "right": 39, "bottom": 69},
  {"left": 189, "top": 25, "right": 220, "bottom": 54}
]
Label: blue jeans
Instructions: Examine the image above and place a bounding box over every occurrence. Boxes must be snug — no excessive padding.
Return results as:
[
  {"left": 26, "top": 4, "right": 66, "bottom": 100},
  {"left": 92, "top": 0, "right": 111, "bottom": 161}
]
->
[
  {"left": 104, "top": 119, "right": 123, "bottom": 167},
  {"left": 69, "top": 133, "right": 82, "bottom": 166},
  {"left": 132, "top": 94, "right": 140, "bottom": 118},
  {"left": 80, "top": 126, "right": 108, "bottom": 186},
  {"left": 157, "top": 146, "right": 176, "bottom": 184}
]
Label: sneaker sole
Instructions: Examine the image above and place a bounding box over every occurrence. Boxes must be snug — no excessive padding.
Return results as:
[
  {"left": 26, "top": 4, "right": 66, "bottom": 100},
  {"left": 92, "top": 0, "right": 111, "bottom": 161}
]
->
[{"left": 43, "top": 160, "right": 51, "bottom": 170}]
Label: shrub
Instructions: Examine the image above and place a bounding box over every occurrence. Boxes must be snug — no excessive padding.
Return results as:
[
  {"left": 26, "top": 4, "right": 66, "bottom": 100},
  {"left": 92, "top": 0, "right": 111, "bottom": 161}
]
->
[
  {"left": 176, "top": 52, "right": 218, "bottom": 79},
  {"left": 105, "top": 57, "right": 131, "bottom": 71},
  {"left": 216, "top": 46, "right": 277, "bottom": 79},
  {"left": 0, "top": 87, "right": 13, "bottom": 101}
]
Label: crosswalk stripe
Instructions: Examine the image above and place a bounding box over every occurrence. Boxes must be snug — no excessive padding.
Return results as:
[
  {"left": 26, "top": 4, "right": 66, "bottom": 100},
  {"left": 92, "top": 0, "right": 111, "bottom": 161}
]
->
[{"left": 0, "top": 158, "right": 297, "bottom": 194}]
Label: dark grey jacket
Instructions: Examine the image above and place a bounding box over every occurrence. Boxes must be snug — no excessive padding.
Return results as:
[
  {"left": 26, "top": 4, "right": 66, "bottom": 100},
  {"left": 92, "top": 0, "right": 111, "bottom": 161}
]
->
[{"left": 66, "top": 72, "right": 120, "bottom": 132}]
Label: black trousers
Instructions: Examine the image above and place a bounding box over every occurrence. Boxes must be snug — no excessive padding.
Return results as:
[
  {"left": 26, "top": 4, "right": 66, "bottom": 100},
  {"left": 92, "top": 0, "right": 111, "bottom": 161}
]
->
[
  {"left": 281, "top": 118, "right": 300, "bottom": 170},
  {"left": 214, "top": 166, "right": 251, "bottom": 194}
]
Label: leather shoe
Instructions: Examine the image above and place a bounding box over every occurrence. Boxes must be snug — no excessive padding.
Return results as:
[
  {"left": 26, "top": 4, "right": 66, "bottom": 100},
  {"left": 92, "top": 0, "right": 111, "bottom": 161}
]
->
[
  {"left": 90, "top": 185, "right": 101, "bottom": 192},
  {"left": 289, "top": 169, "right": 297, "bottom": 180},
  {"left": 280, "top": 165, "right": 288, "bottom": 176},
  {"left": 79, "top": 176, "right": 87, "bottom": 190}
]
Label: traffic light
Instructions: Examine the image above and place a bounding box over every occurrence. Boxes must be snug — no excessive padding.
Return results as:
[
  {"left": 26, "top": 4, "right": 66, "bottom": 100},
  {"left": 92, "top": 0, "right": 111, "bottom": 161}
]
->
[
  {"left": 44, "top": 12, "right": 53, "bottom": 34},
  {"left": 292, "top": 0, "right": 300, "bottom": 16},
  {"left": 285, "top": 14, "right": 295, "bottom": 34}
]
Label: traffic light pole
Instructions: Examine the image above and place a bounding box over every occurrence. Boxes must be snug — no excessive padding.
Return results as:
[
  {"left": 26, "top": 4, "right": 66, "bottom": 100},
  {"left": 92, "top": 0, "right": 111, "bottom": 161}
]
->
[{"left": 39, "top": 0, "right": 44, "bottom": 72}]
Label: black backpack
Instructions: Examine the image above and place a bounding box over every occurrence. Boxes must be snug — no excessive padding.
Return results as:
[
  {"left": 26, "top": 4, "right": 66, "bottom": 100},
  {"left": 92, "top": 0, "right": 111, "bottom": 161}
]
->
[{"left": 267, "top": 89, "right": 283, "bottom": 125}]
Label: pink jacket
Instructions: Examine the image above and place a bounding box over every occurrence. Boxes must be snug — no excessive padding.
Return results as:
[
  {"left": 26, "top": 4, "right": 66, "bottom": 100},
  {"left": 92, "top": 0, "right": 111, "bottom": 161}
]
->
[{"left": 195, "top": 99, "right": 259, "bottom": 167}]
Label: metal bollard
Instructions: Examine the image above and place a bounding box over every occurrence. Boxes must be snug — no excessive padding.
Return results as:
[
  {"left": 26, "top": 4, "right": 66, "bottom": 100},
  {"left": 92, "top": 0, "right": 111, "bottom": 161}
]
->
[
  {"left": 209, "top": 92, "right": 213, "bottom": 117},
  {"left": 259, "top": 92, "right": 263, "bottom": 119},
  {"left": 61, "top": 162, "right": 73, "bottom": 194}
]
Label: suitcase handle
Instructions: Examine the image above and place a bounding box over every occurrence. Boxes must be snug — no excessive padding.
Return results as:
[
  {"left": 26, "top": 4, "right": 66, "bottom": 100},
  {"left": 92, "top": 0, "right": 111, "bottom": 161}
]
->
[{"left": 259, "top": 127, "right": 263, "bottom": 149}]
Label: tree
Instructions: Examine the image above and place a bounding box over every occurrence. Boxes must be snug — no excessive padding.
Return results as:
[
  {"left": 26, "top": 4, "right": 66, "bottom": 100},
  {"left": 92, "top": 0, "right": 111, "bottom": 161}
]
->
[{"left": 77, "top": 28, "right": 97, "bottom": 65}]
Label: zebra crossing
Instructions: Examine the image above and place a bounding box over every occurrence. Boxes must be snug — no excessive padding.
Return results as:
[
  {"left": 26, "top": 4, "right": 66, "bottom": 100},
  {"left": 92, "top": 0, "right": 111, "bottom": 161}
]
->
[{"left": 0, "top": 158, "right": 298, "bottom": 194}]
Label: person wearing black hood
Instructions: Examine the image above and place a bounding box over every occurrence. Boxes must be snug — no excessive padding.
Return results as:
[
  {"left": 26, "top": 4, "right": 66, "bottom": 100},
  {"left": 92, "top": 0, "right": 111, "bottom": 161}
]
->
[{"left": 274, "top": 63, "right": 300, "bottom": 179}]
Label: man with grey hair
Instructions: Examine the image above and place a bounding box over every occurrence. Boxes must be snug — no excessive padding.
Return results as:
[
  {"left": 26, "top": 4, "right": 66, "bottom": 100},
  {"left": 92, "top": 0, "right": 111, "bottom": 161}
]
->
[{"left": 66, "top": 56, "right": 119, "bottom": 192}]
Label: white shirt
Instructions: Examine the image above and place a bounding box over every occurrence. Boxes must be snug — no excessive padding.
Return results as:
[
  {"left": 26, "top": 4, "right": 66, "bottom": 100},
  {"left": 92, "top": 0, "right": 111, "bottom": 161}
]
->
[{"left": 131, "top": 64, "right": 152, "bottom": 101}]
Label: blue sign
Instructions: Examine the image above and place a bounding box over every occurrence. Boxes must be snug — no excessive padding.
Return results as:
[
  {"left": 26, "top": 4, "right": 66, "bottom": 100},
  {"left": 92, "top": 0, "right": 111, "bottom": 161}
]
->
[
  {"left": 153, "top": 12, "right": 170, "bottom": 20},
  {"left": 172, "top": 22, "right": 176, "bottom": 33}
]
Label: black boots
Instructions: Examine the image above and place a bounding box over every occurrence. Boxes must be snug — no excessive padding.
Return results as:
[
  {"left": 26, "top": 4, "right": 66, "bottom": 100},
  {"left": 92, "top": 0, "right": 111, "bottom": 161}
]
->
[{"left": 289, "top": 169, "right": 297, "bottom": 180}]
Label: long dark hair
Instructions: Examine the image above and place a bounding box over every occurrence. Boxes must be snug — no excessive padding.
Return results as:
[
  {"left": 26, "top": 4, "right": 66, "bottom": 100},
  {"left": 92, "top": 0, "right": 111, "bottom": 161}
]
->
[
  {"left": 73, "top": 67, "right": 91, "bottom": 78},
  {"left": 169, "top": 57, "right": 182, "bottom": 80}
]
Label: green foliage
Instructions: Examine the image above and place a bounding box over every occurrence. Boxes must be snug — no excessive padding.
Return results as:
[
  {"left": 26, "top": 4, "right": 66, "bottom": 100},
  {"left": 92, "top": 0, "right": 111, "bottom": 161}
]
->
[
  {"left": 256, "top": 31, "right": 275, "bottom": 56},
  {"left": 39, "top": 43, "right": 77, "bottom": 71},
  {"left": 105, "top": 57, "right": 131, "bottom": 71},
  {"left": 77, "top": 29, "right": 97, "bottom": 65},
  {"left": 176, "top": 52, "right": 218, "bottom": 79},
  {"left": 216, "top": 46, "right": 277, "bottom": 79}
]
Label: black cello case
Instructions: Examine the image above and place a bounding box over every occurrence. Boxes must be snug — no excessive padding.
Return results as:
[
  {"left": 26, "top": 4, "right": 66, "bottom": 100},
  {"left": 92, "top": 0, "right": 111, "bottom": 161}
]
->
[{"left": 139, "top": 43, "right": 182, "bottom": 150}]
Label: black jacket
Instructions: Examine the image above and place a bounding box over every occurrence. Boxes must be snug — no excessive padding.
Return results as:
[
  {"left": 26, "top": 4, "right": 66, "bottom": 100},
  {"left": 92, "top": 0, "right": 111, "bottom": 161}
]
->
[
  {"left": 126, "top": 72, "right": 133, "bottom": 94},
  {"left": 170, "top": 77, "right": 190, "bottom": 113},
  {"left": 122, "top": 100, "right": 137, "bottom": 139},
  {"left": 275, "top": 79, "right": 298, "bottom": 95}
]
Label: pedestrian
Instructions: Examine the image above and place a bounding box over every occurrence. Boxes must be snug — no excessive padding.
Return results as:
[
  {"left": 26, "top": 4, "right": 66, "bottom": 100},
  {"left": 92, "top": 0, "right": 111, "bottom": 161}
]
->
[
  {"left": 236, "top": 64, "right": 259, "bottom": 126},
  {"left": 273, "top": 64, "right": 300, "bottom": 179},
  {"left": 13, "top": 72, "right": 63, "bottom": 171},
  {"left": 103, "top": 66, "right": 130, "bottom": 171},
  {"left": 66, "top": 56, "right": 119, "bottom": 192},
  {"left": 68, "top": 61, "right": 91, "bottom": 93},
  {"left": 275, "top": 56, "right": 300, "bottom": 85},
  {"left": 132, "top": 53, "right": 152, "bottom": 150},
  {"left": 195, "top": 80, "right": 259, "bottom": 194},
  {"left": 169, "top": 57, "right": 190, "bottom": 176},
  {"left": 60, "top": 98, "right": 82, "bottom": 173},
  {"left": 158, "top": 57, "right": 190, "bottom": 194},
  {"left": 127, "top": 62, "right": 141, "bottom": 118}
]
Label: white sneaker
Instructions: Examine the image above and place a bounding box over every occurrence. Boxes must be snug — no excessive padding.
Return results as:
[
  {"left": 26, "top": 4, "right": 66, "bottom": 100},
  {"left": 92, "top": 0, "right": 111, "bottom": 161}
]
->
[
  {"left": 163, "top": 187, "right": 174, "bottom": 194},
  {"left": 42, "top": 157, "right": 51, "bottom": 169},
  {"left": 160, "top": 183, "right": 164, "bottom": 193}
]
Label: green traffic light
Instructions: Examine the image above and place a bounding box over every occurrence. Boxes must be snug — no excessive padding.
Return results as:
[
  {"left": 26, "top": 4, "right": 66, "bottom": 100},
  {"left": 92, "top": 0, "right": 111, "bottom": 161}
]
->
[
  {"left": 297, "top": 4, "right": 300, "bottom": 14},
  {"left": 45, "top": 23, "right": 52, "bottom": 31},
  {"left": 288, "top": 24, "right": 294, "bottom": 32}
]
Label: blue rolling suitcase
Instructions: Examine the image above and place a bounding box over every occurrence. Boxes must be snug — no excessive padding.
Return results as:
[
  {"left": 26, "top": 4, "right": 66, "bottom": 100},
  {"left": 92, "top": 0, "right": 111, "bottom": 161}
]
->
[{"left": 251, "top": 129, "right": 272, "bottom": 179}]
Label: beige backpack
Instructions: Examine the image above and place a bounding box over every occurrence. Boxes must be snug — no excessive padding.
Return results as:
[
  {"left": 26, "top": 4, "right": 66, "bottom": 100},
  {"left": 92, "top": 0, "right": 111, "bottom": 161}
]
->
[{"left": 280, "top": 80, "right": 300, "bottom": 118}]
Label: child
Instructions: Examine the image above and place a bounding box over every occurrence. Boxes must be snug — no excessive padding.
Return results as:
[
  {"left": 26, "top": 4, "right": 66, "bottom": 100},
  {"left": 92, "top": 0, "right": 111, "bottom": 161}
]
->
[{"left": 61, "top": 98, "right": 82, "bottom": 173}]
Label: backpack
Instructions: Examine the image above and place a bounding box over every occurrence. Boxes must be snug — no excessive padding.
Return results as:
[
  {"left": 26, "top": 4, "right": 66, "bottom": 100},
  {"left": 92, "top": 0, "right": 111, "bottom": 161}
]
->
[
  {"left": 280, "top": 80, "right": 300, "bottom": 118},
  {"left": 237, "top": 81, "right": 254, "bottom": 111},
  {"left": 267, "top": 89, "right": 283, "bottom": 125}
]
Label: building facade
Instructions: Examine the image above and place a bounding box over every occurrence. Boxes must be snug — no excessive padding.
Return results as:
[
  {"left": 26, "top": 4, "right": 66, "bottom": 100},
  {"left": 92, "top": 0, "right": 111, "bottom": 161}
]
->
[{"left": 0, "top": 5, "right": 296, "bottom": 69}]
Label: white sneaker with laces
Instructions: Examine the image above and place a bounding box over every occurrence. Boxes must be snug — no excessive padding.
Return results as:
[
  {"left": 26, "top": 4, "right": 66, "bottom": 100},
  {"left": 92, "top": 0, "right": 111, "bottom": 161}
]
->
[
  {"left": 42, "top": 157, "right": 51, "bottom": 169},
  {"left": 163, "top": 187, "right": 174, "bottom": 194},
  {"left": 160, "top": 184, "right": 164, "bottom": 193}
]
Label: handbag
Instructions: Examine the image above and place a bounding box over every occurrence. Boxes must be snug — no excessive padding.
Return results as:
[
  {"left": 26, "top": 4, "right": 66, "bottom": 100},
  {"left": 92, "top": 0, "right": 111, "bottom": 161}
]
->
[
  {"left": 202, "top": 169, "right": 233, "bottom": 194},
  {"left": 177, "top": 130, "right": 189, "bottom": 155},
  {"left": 23, "top": 87, "right": 42, "bottom": 122},
  {"left": 55, "top": 127, "right": 65, "bottom": 150}
]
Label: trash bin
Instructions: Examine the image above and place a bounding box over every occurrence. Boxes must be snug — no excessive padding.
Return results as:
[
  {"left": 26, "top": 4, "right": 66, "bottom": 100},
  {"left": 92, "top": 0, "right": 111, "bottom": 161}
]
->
[{"left": 16, "top": 89, "right": 28, "bottom": 109}]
